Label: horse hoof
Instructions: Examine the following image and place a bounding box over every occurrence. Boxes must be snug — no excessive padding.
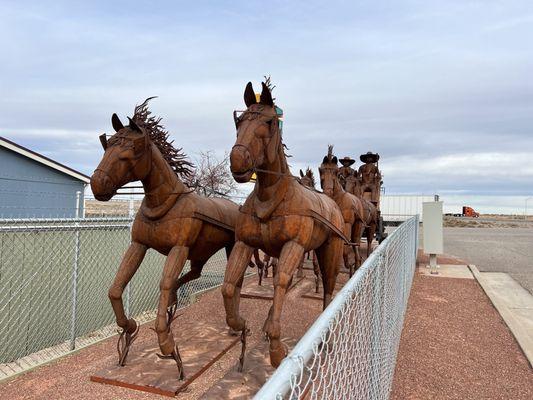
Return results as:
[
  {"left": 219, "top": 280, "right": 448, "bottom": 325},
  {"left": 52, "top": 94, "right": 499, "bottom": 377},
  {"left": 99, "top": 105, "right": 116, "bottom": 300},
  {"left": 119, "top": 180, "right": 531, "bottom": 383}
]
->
[{"left": 269, "top": 342, "right": 288, "bottom": 368}]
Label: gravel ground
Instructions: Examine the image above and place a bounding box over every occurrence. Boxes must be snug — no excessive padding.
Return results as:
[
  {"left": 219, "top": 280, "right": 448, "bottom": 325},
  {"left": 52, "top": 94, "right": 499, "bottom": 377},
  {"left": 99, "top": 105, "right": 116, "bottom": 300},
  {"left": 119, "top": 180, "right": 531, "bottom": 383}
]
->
[
  {"left": 443, "top": 227, "right": 533, "bottom": 294},
  {"left": 391, "top": 271, "right": 533, "bottom": 400}
]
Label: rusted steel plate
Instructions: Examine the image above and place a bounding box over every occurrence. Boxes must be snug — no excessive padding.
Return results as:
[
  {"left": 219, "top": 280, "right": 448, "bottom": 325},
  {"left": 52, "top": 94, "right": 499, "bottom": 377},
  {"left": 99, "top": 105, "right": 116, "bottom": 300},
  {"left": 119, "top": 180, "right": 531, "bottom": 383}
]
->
[{"left": 90, "top": 320, "right": 240, "bottom": 397}]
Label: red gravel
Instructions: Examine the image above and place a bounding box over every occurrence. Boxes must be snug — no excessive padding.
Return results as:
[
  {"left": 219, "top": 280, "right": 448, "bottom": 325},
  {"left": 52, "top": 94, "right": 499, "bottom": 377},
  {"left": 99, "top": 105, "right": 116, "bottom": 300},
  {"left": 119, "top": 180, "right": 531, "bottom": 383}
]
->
[{"left": 391, "top": 271, "right": 533, "bottom": 400}]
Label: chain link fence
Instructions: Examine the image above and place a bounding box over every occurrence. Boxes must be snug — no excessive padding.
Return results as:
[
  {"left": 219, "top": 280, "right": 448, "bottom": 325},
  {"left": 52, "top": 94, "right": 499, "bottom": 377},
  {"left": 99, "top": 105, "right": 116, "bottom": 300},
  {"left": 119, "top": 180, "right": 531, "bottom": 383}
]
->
[
  {"left": 0, "top": 216, "right": 229, "bottom": 380},
  {"left": 255, "top": 215, "right": 419, "bottom": 399}
]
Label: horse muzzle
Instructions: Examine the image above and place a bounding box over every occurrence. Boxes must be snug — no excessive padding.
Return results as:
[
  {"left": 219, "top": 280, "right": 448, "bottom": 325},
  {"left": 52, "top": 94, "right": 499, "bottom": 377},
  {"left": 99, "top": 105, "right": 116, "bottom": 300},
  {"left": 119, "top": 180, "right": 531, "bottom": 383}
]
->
[
  {"left": 90, "top": 170, "right": 116, "bottom": 201},
  {"left": 230, "top": 145, "right": 254, "bottom": 183}
]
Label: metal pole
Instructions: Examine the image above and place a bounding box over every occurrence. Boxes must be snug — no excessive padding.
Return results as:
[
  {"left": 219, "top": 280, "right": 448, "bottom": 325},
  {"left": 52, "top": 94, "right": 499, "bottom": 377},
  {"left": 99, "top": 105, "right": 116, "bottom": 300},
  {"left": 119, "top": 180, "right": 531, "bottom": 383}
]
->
[
  {"left": 70, "top": 191, "right": 82, "bottom": 350},
  {"left": 125, "top": 196, "right": 135, "bottom": 318}
]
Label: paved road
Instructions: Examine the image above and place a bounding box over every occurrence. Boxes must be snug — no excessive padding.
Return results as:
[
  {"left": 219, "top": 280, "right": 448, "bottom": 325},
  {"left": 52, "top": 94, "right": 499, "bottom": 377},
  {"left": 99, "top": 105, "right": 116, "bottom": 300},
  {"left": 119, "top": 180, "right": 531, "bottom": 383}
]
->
[{"left": 443, "top": 227, "right": 533, "bottom": 294}]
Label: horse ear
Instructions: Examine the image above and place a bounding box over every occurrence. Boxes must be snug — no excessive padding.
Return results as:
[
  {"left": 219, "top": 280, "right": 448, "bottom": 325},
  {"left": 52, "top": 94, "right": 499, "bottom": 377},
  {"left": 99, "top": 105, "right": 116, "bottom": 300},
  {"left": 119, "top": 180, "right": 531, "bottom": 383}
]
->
[
  {"left": 111, "top": 113, "right": 124, "bottom": 132},
  {"left": 265, "top": 117, "right": 280, "bottom": 164},
  {"left": 127, "top": 117, "right": 142, "bottom": 133},
  {"left": 244, "top": 82, "right": 256, "bottom": 108},
  {"left": 260, "top": 82, "right": 274, "bottom": 106},
  {"left": 300, "top": 169, "right": 304, "bottom": 177},
  {"left": 99, "top": 134, "right": 108, "bottom": 150},
  {"left": 332, "top": 156, "right": 338, "bottom": 165},
  {"left": 322, "top": 156, "right": 328, "bottom": 164}
]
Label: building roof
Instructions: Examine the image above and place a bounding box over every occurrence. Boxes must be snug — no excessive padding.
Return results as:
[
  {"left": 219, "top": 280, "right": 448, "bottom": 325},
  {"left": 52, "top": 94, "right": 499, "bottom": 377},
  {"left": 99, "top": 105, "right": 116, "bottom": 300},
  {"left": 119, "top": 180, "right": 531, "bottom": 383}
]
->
[{"left": 0, "top": 136, "right": 90, "bottom": 183}]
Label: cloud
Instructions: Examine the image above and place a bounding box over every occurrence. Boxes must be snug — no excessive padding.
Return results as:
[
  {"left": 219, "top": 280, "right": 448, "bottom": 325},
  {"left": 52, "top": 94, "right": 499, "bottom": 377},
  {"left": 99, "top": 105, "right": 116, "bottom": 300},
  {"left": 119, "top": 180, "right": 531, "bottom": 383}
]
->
[{"left": 1, "top": 0, "right": 532, "bottom": 212}]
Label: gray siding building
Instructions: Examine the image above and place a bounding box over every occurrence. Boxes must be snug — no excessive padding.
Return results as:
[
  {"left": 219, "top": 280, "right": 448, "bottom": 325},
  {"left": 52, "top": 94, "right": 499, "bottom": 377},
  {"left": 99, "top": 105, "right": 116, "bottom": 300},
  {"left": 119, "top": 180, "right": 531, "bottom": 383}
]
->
[{"left": 0, "top": 137, "right": 90, "bottom": 218}]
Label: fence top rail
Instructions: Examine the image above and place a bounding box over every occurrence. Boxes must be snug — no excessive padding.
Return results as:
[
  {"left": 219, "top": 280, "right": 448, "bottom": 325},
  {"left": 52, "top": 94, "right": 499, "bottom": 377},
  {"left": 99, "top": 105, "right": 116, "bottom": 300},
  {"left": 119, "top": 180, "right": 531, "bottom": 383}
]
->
[
  {"left": 0, "top": 217, "right": 133, "bottom": 224},
  {"left": 253, "top": 215, "right": 419, "bottom": 399}
]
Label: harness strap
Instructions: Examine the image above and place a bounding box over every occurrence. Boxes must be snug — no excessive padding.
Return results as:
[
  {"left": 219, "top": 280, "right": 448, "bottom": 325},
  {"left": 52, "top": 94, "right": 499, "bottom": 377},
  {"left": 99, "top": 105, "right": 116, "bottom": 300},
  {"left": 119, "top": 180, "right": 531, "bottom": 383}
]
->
[
  {"left": 193, "top": 212, "right": 235, "bottom": 232},
  {"left": 307, "top": 210, "right": 359, "bottom": 247}
]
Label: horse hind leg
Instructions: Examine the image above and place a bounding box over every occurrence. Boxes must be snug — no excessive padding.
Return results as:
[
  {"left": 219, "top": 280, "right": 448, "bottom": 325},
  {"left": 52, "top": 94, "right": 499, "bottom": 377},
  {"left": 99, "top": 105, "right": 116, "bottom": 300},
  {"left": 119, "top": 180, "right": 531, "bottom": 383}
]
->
[
  {"left": 367, "top": 223, "right": 376, "bottom": 257},
  {"left": 297, "top": 254, "right": 305, "bottom": 278},
  {"left": 316, "top": 237, "right": 343, "bottom": 310},
  {"left": 108, "top": 242, "right": 147, "bottom": 366},
  {"left": 312, "top": 251, "right": 320, "bottom": 293},
  {"left": 264, "top": 241, "right": 305, "bottom": 367},
  {"left": 168, "top": 258, "right": 207, "bottom": 324}
]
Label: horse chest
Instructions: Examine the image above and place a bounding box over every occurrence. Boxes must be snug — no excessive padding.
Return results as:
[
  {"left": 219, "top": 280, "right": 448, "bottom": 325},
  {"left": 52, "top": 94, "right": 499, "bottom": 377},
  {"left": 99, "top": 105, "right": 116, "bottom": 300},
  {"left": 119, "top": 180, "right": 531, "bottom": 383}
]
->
[
  {"left": 237, "top": 214, "right": 299, "bottom": 254},
  {"left": 132, "top": 217, "right": 195, "bottom": 254}
]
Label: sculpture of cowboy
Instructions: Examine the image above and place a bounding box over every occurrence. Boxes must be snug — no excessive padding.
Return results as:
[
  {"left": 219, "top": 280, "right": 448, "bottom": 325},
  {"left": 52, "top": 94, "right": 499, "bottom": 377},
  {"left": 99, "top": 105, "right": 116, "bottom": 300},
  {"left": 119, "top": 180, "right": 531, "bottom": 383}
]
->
[
  {"left": 338, "top": 156, "right": 357, "bottom": 189},
  {"left": 358, "top": 152, "right": 382, "bottom": 207}
]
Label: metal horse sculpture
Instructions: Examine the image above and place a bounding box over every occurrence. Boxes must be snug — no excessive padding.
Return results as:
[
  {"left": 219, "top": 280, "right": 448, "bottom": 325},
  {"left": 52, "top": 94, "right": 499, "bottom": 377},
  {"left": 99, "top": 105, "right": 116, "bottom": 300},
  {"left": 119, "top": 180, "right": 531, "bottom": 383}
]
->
[
  {"left": 223, "top": 81, "right": 344, "bottom": 368},
  {"left": 344, "top": 169, "right": 379, "bottom": 253},
  {"left": 319, "top": 146, "right": 377, "bottom": 275},
  {"left": 90, "top": 99, "right": 239, "bottom": 379}
]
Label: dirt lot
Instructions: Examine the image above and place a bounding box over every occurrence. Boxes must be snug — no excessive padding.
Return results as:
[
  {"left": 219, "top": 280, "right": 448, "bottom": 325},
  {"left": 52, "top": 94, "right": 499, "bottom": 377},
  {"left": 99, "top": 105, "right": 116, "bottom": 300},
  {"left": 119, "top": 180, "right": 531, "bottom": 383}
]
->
[
  {"left": 444, "top": 215, "right": 533, "bottom": 229},
  {"left": 443, "top": 227, "right": 533, "bottom": 294}
]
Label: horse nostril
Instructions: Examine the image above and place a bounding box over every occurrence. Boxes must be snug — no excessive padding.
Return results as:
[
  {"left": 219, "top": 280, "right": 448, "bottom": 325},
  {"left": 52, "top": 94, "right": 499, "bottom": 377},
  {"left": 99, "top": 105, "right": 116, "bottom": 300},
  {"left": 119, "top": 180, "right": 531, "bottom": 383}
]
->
[{"left": 230, "top": 146, "right": 252, "bottom": 173}]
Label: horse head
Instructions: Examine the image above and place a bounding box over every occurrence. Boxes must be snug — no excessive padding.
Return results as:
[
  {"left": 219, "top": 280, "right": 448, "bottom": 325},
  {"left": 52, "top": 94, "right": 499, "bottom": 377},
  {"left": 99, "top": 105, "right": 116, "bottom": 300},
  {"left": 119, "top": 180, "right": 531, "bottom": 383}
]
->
[
  {"left": 91, "top": 114, "right": 151, "bottom": 201},
  {"left": 230, "top": 81, "right": 281, "bottom": 183},
  {"left": 319, "top": 145, "right": 339, "bottom": 197}
]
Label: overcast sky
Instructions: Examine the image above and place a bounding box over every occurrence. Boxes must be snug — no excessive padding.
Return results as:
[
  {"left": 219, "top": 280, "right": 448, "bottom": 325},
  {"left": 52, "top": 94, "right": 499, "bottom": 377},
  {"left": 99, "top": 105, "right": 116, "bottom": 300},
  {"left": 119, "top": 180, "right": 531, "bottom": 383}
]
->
[{"left": 1, "top": 1, "right": 532, "bottom": 212}]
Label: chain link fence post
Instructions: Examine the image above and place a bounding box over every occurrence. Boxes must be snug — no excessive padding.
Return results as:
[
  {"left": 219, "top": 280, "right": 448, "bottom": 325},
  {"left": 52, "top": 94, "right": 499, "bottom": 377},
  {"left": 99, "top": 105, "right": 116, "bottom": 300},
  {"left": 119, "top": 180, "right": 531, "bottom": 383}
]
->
[{"left": 69, "top": 191, "right": 82, "bottom": 350}]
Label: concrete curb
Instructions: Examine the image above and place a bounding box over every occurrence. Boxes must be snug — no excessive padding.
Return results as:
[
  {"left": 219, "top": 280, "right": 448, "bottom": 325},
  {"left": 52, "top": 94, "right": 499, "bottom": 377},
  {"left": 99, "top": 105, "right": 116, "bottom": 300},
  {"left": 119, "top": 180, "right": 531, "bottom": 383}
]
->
[{"left": 468, "top": 264, "right": 533, "bottom": 368}]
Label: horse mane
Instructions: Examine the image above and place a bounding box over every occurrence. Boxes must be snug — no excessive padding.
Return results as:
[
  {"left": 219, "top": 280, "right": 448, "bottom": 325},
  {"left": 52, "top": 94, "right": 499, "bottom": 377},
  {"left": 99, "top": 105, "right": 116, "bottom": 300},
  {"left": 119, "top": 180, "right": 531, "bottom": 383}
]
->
[
  {"left": 132, "top": 97, "right": 194, "bottom": 179},
  {"left": 321, "top": 144, "right": 337, "bottom": 167},
  {"left": 305, "top": 167, "right": 316, "bottom": 187}
]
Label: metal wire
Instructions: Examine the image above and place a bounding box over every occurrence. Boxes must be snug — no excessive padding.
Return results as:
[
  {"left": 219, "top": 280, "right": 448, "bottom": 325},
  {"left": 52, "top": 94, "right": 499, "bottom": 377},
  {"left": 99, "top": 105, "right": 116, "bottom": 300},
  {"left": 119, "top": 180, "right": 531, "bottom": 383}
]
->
[
  {"left": 255, "top": 215, "right": 419, "bottom": 400},
  {"left": 0, "top": 216, "right": 231, "bottom": 381}
]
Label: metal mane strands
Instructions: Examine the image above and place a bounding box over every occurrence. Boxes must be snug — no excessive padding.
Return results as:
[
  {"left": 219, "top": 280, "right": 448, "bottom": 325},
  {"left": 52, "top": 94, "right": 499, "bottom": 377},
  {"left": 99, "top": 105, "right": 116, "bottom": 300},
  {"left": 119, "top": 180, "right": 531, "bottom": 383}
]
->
[
  {"left": 305, "top": 167, "right": 316, "bottom": 187},
  {"left": 132, "top": 97, "right": 194, "bottom": 179}
]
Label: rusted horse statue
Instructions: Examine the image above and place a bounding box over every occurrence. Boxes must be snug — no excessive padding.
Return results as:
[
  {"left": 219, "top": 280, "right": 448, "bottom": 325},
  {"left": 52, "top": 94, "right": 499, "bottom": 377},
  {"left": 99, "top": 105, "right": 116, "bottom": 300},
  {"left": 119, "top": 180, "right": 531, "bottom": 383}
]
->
[
  {"left": 319, "top": 146, "right": 377, "bottom": 275},
  {"left": 299, "top": 168, "right": 321, "bottom": 292},
  {"left": 223, "top": 81, "right": 344, "bottom": 368},
  {"left": 90, "top": 99, "right": 238, "bottom": 379},
  {"left": 345, "top": 170, "right": 379, "bottom": 257}
]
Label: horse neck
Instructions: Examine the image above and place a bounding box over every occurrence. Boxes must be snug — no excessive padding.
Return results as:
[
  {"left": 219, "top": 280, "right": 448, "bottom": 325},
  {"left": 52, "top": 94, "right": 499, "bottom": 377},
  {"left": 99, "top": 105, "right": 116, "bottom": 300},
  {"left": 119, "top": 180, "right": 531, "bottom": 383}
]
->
[
  {"left": 255, "top": 141, "right": 289, "bottom": 201},
  {"left": 332, "top": 177, "right": 345, "bottom": 200},
  {"left": 141, "top": 145, "right": 185, "bottom": 208}
]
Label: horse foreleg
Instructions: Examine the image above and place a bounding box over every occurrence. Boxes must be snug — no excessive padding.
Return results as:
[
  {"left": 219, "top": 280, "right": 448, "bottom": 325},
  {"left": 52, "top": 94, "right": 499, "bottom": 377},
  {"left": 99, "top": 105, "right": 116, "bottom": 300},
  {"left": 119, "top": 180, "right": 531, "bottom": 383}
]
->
[
  {"left": 221, "top": 241, "right": 254, "bottom": 371},
  {"left": 352, "top": 221, "right": 364, "bottom": 272},
  {"left": 155, "top": 246, "right": 189, "bottom": 380},
  {"left": 265, "top": 241, "right": 305, "bottom": 367},
  {"left": 108, "top": 242, "right": 147, "bottom": 366},
  {"left": 343, "top": 222, "right": 356, "bottom": 277}
]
